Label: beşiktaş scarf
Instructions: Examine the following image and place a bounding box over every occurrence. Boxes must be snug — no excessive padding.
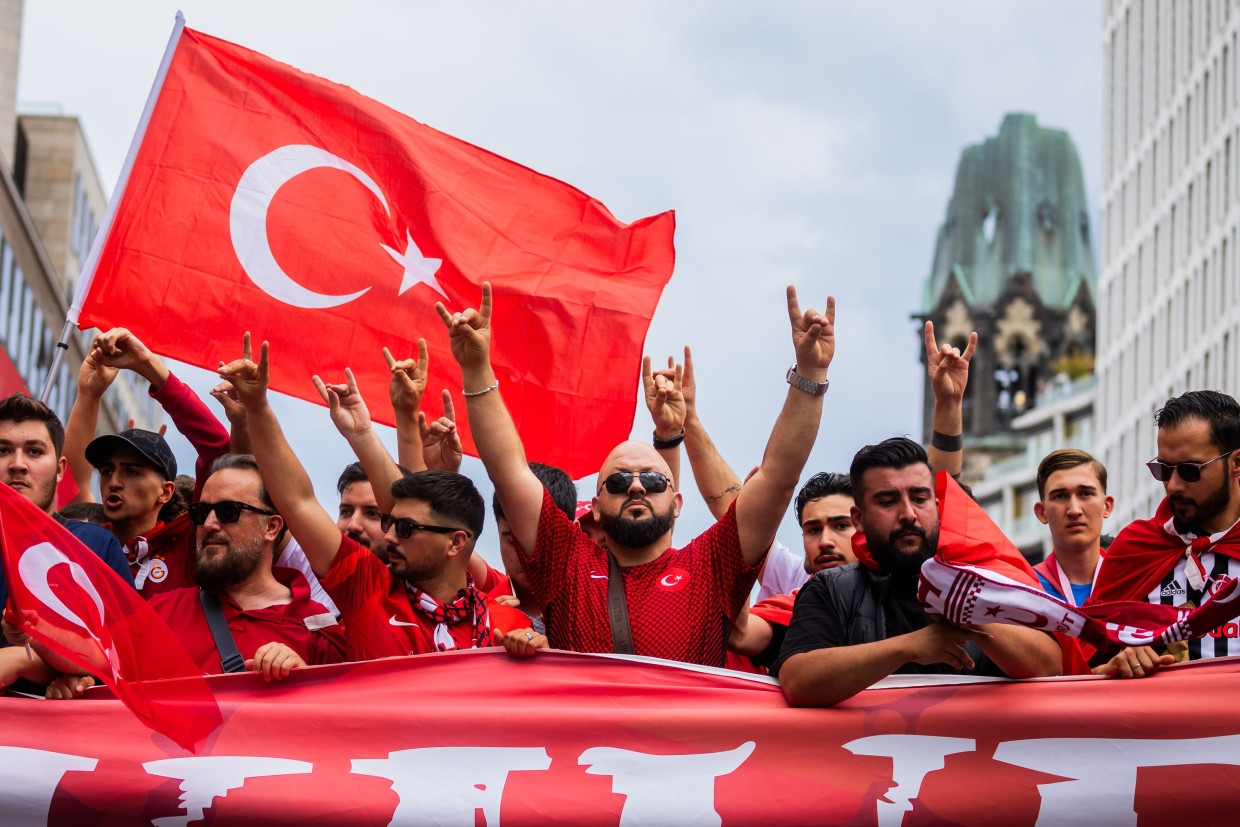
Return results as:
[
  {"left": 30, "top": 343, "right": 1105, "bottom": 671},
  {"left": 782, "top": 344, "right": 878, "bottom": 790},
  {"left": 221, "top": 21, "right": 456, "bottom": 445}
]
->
[
  {"left": 853, "top": 471, "right": 1092, "bottom": 673},
  {"left": 920, "top": 556, "right": 1240, "bottom": 650},
  {"left": 406, "top": 573, "right": 493, "bottom": 651}
]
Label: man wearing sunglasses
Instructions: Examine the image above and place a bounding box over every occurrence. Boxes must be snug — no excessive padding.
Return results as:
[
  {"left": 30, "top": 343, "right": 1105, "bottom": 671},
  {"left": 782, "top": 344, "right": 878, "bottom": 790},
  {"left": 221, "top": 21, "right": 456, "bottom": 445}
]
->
[
  {"left": 145, "top": 454, "right": 344, "bottom": 679},
  {"left": 215, "top": 336, "right": 528, "bottom": 662},
  {"left": 48, "top": 454, "right": 346, "bottom": 694},
  {"left": 1090, "top": 391, "right": 1240, "bottom": 662},
  {"left": 435, "top": 284, "right": 834, "bottom": 668}
]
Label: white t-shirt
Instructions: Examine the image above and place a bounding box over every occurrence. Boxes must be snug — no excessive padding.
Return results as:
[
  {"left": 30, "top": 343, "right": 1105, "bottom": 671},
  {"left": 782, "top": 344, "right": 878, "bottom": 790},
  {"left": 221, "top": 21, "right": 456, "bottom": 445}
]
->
[
  {"left": 276, "top": 535, "right": 340, "bottom": 617},
  {"left": 756, "top": 540, "right": 809, "bottom": 601}
]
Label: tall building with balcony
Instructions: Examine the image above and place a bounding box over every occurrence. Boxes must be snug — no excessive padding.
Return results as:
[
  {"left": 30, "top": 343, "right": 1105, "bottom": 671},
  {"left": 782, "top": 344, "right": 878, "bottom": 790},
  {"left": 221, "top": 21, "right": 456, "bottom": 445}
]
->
[
  {"left": 0, "top": 0, "right": 158, "bottom": 457},
  {"left": 1098, "top": 1, "right": 1240, "bottom": 527},
  {"left": 970, "top": 377, "right": 1097, "bottom": 559}
]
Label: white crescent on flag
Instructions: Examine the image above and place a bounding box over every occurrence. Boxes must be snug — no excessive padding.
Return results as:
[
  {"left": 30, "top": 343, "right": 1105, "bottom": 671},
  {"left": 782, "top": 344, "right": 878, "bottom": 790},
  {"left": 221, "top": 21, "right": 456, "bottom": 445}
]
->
[
  {"left": 18, "top": 542, "right": 107, "bottom": 639},
  {"left": 229, "top": 144, "right": 446, "bottom": 308}
]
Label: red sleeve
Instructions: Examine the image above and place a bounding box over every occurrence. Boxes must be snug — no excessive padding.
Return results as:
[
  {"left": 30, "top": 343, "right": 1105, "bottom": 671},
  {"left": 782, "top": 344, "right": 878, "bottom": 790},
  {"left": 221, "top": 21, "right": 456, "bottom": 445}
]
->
[
  {"left": 486, "top": 600, "right": 532, "bottom": 636},
  {"left": 478, "top": 562, "right": 513, "bottom": 599},
  {"left": 750, "top": 593, "right": 796, "bottom": 627},
  {"left": 514, "top": 488, "right": 598, "bottom": 610},
  {"left": 317, "top": 534, "right": 387, "bottom": 618},
  {"left": 150, "top": 371, "right": 230, "bottom": 498}
]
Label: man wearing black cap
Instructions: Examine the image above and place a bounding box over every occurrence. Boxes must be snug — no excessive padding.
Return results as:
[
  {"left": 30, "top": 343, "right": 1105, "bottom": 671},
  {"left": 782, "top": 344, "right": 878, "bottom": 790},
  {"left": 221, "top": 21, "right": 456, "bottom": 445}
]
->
[
  {"left": 84, "top": 427, "right": 197, "bottom": 595},
  {"left": 67, "top": 328, "right": 230, "bottom": 596}
]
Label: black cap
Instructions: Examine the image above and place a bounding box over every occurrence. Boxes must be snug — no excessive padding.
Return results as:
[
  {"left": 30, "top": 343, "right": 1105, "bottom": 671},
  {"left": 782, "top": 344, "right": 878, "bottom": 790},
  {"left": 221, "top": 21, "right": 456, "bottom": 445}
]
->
[{"left": 85, "top": 429, "right": 177, "bottom": 481}]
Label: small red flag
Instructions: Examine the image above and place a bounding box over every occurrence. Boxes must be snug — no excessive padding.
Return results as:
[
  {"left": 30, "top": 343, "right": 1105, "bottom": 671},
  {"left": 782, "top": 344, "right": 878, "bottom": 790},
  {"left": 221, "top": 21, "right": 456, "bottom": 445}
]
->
[
  {"left": 77, "top": 17, "right": 675, "bottom": 477},
  {"left": 0, "top": 483, "right": 221, "bottom": 752}
]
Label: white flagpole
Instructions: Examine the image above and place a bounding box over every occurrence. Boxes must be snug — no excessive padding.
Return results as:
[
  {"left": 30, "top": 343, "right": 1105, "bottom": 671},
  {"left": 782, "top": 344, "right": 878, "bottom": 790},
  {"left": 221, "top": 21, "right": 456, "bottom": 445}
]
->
[{"left": 40, "top": 12, "right": 188, "bottom": 403}]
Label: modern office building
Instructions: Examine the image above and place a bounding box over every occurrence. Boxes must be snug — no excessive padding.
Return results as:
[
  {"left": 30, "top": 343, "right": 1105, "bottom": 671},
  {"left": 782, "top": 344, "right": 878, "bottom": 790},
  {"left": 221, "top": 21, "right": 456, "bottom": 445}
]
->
[
  {"left": 1098, "top": 0, "right": 1240, "bottom": 526},
  {"left": 0, "top": 0, "right": 157, "bottom": 440}
]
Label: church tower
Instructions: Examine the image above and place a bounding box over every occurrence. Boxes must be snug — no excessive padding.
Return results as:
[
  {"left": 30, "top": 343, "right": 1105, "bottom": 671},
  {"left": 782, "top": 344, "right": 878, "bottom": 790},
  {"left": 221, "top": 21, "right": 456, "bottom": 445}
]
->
[{"left": 917, "top": 113, "right": 1098, "bottom": 482}]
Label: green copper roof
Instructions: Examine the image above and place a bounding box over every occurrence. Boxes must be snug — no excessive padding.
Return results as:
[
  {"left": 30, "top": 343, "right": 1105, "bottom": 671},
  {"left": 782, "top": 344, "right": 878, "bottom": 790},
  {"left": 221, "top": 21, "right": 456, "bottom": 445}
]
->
[{"left": 922, "top": 113, "right": 1096, "bottom": 313}]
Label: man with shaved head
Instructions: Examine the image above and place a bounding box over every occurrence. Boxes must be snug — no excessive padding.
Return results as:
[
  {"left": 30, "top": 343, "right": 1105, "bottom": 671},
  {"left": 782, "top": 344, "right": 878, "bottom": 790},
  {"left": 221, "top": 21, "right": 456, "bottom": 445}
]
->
[{"left": 438, "top": 283, "right": 835, "bottom": 666}]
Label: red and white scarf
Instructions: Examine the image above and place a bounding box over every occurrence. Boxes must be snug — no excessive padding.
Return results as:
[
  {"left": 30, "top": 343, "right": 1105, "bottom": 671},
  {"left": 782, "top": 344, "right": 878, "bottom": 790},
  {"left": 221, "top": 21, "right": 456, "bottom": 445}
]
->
[
  {"left": 406, "top": 574, "right": 493, "bottom": 652},
  {"left": 921, "top": 556, "right": 1240, "bottom": 650}
]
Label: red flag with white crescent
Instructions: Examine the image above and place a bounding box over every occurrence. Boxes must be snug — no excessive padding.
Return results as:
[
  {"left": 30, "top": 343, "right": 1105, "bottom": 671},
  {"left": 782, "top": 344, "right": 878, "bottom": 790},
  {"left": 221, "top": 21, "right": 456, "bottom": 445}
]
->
[
  {"left": 75, "top": 16, "right": 675, "bottom": 477},
  {"left": 0, "top": 483, "right": 221, "bottom": 752}
]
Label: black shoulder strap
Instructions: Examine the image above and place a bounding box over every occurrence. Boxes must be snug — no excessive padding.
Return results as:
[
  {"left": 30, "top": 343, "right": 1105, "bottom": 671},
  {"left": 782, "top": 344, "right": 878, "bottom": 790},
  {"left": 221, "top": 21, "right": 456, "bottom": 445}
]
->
[
  {"left": 606, "top": 552, "right": 634, "bottom": 655},
  {"left": 198, "top": 588, "right": 247, "bottom": 673}
]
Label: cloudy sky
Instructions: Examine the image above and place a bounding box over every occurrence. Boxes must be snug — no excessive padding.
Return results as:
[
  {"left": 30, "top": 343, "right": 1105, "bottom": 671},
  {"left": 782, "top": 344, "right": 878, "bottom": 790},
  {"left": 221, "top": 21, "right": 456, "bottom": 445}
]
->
[{"left": 16, "top": 1, "right": 1102, "bottom": 559}]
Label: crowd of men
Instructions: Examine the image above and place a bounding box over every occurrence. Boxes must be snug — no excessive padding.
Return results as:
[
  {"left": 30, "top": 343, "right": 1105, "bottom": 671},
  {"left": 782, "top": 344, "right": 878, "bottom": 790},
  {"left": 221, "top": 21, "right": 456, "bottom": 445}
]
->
[{"left": 1, "top": 283, "right": 1238, "bottom": 704}]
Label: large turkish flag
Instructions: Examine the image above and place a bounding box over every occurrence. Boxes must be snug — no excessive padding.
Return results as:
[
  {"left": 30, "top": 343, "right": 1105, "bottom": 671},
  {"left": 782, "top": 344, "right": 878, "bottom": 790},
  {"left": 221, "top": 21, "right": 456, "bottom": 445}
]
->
[
  {"left": 77, "top": 18, "right": 675, "bottom": 477},
  {"left": 0, "top": 482, "right": 221, "bottom": 752}
]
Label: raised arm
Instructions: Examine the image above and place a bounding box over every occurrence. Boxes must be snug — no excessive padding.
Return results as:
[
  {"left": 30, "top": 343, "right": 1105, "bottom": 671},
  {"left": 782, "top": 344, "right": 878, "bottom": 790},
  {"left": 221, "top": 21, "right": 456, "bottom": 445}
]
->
[
  {"left": 923, "top": 321, "right": 976, "bottom": 478},
  {"left": 219, "top": 334, "right": 341, "bottom": 578},
  {"left": 679, "top": 347, "right": 743, "bottom": 521},
  {"left": 436, "top": 283, "right": 544, "bottom": 554},
  {"left": 419, "top": 391, "right": 463, "bottom": 473},
  {"left": 209, "top": 382, "right": 253, "bottom": 455},
  {"left": 313, "top": 364, "right": 403, "bottom": 515},
  {"left": 642, "top": 354, "right": 685, "bottom": 490},
  {"left": 92, "top": 328, "right": 230, "bottom": 497},
  {"left": 62, "top": 352, "right": 119, "bottom": 504},
  {"left": 732, "top": 287, "right": 834, "bottom": 565},
  {"left": 387, "top": 342, "right": 429, "bottom": 474}
]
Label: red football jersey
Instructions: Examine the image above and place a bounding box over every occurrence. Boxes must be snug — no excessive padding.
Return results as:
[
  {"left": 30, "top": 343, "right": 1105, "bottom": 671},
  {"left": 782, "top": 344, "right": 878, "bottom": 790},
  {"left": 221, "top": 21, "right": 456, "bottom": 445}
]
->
[
  {"left": 319, "top": 535, "right": 513, "bottom": 660},
  {"left": 516, "top": 491, "right": 759, "bottom": 666},
  {"left": 147, "top": 567, "right": 344, "bottom": 674}
]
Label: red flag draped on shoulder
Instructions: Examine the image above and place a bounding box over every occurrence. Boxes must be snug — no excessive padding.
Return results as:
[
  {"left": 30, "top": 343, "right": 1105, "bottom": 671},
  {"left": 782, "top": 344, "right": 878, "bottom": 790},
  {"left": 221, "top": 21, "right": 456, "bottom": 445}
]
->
[
  {"left": 0, "top": 483, "right": 221, "bottom": 752},
  {"left": 852, "top": 472, "right": 1092, "bottom": 674},
  {"left": 75, "top": 15, "right": 675, "bottom": 477}
]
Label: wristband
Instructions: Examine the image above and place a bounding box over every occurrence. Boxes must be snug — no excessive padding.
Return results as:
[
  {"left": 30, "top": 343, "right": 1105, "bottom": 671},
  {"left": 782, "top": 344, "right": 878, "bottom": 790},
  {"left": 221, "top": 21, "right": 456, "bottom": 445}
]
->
[
  {"left": 785, "top": 366, "right": 829, "bottom": 396},
  {"left": 462, "top": 380, "right": 499, "bottom": 397},
  {"left": 652, "top": 428, "right": 686, "bottom": 449},
  {"left": 930, "top": 430, "right": 963, "bottom": 452}
]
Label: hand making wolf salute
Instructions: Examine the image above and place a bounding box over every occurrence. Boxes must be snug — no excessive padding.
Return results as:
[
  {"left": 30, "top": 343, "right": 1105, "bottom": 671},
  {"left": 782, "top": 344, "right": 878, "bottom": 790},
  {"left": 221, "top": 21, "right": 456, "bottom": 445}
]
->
[
  {"left": 438, "top": 283, "right": 835, "bottom": 667},
  {"left": 217, "top": 334, "right": 524, "bottom": 662}
]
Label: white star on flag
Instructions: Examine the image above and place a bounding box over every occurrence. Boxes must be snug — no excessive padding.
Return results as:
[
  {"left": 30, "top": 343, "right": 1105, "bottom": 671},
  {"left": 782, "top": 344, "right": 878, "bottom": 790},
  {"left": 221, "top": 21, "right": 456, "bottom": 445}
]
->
[{"left": 382, "top": 230, "right": 445, "bottom": 298}]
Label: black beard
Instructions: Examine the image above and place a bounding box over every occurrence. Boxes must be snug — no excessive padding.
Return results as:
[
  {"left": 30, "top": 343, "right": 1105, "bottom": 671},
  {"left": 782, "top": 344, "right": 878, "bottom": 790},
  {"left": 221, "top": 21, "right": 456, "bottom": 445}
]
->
[
  {"left": 378, "top": 542, "right": 446, "bottom": 585},
  {"left": 866, "top": 525, "right": 939, "bottom": 585},
  {"left": 195, "top": 531, "right": 265, "bottom": 591},
  {"left": 1170, "top": 473, "right": 1233, "bottom": 536},
  {"left": 600, "top": 499, "right": 676, "bottom": 549}
]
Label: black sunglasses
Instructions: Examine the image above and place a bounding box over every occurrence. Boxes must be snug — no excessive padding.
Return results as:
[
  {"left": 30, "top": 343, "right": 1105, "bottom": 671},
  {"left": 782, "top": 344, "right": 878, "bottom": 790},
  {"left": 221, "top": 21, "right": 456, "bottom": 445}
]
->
[
  {"left": 1146, "top": 451, "right": 1233, "bottom": 483},
  {"left": 188, "top": 500, "right": 275, "bottom": 526},
  {"left": 600, "top": 471, "right": 671, "bottom": 496},
  {"left": 379, "top": 514, "right": 472, "bottom": 540}
]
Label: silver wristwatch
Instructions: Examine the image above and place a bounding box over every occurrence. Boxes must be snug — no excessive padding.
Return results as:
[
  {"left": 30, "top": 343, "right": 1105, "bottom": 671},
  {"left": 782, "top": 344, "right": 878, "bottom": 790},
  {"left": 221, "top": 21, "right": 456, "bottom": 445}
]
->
[{"left": 786, "top": 366, "right": 829, "bottom": 396}]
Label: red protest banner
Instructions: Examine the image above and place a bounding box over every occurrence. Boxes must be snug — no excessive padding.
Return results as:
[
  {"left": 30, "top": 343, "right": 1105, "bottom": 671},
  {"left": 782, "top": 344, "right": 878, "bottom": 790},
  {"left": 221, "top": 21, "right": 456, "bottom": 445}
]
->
[
  {"left": 2, "top": 649, "right": 1239, "bottom": 824},
  {"left": 77, "top": 17, "right": 675, "bottom": 477}
]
